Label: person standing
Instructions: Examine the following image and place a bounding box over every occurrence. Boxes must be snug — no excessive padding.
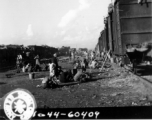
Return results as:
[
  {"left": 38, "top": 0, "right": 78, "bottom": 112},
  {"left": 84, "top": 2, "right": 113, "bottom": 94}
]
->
[
  {"left": 34, "top": 55, "right": 41, "bottom": 71},
  {"left": 16, "top": 56, "right": 21, "bottom": 73},
  {"left": 52, "top": 53, "right": 59, "bottom": 77},
  {"left": 48, "top": 59, "right": 56, "bottom": 77}
]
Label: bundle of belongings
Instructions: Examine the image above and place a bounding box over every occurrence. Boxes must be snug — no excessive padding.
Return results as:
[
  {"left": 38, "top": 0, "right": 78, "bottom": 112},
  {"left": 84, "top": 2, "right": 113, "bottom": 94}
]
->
[
  {"left": 57, "top": 69, "right": 92, "bottom": 84},
  {"left": 36, "top": 76, "right": 59, "bottom": 89},
  {"left": 37, "top": 69, "right": 92, "bottom": 89},
  {"left": 73, "top": 70, "right": 92, "bottom": 83},
  {"left": 37, "top": 57, "right": 92, "bottom": 89},
  {"left": 59, "top": 69, "right": 92, "bottom": 83},
  {"left": 21, "top": 63, "right": 33, "bottom": 73}
]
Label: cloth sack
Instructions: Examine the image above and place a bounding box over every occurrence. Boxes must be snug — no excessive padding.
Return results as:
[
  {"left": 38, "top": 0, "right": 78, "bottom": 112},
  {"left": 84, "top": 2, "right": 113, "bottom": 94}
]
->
[
  {"left": 73, "top": 70, "right": 83, "bottom": 82},
  {"left": 41, "top": 77, "right": 49, "bottom": 89}
]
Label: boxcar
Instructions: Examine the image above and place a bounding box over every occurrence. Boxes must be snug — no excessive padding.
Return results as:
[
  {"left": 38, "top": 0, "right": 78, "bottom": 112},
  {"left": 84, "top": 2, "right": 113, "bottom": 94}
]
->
[
  {"left": 98, "top": 22, "right": 110, "bottom": 53},
  {"left": 98, "top": 31, "right": 105, "bottom": 52},
  {"left": 97, "top": 0, "right": 152, "bottom": 72},
  {"left": 113, "top": 0, "right": 152, "bottom": 55},
  {"left": 106, "top": 0, "right": 152, "bottom": 64}
]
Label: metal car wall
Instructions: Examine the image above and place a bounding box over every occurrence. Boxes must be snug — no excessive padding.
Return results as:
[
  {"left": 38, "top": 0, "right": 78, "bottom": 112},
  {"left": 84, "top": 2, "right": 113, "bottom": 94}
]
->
[
  {"left": 98, "top": 23, "right": 110, "bottom": 53},
  {"left": 98, "top": 0, "right": 152, "bottom": 56}
]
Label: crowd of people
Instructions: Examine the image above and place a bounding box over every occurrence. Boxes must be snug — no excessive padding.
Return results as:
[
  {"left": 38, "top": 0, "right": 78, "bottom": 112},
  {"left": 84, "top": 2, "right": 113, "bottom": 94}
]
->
[
  {"left": 38, "top": 53, "right": 92, "bottom": 89},
  {"left": 16, "top": 52, "right": 41, "bottom": 73},
  {"left": 15, "top": 50, "right": 108, "bottom": 89},
  {"left": 37, "top": 50, "right": 105, "bottom": 89}
]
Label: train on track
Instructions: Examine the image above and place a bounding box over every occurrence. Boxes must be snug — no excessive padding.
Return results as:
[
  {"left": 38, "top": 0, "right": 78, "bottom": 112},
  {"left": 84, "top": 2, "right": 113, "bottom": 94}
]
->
[{"left": 96, "top": 0, "right": 152, "bottom": 73}]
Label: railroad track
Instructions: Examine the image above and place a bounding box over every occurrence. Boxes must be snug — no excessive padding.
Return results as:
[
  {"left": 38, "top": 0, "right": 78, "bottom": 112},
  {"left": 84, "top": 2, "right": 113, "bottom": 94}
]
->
[
  {"left": 124, "top": 65, "right": 152, "bottom": 84},
  {"left": 123, "top": 66, "right": 152, "bottom": 101}
]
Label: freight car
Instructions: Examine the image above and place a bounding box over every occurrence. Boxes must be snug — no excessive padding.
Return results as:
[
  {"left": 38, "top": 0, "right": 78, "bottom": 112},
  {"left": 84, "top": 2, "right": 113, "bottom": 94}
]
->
[
  {"left": 98, "top": 20, "right": 110, "bottom": 53},
  {"left": 98, "top": 0, "right": 152, "bottom": 73}
]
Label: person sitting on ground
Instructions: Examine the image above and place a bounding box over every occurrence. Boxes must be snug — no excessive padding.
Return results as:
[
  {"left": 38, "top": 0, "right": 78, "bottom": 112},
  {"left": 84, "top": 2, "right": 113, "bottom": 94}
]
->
[
  {"left": 89, "top": 59, "right": 98, "bottom": 69},
  {"left": 73, "top": 69, "right": 91, "bottom": 82},
  {"left": 73, "top": 69, "right": 83, "bottom": 82},
  {"left": 66, "top": 70, "right": 74, "bottom": 82},
  {"left": 59, "top": 69, "right": 73, "bottom": 83},
  {"left": 37, "top": 76, "right": 58, "bottom": 89},
  {"left": 37, "top": 60, "right": 59, "bottom": 89}
]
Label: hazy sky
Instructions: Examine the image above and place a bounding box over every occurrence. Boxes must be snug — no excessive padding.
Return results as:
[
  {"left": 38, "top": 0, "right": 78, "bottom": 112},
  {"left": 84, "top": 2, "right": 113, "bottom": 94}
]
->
[{"left": 0, "top": 0, "right": 111, "bottom": 49}]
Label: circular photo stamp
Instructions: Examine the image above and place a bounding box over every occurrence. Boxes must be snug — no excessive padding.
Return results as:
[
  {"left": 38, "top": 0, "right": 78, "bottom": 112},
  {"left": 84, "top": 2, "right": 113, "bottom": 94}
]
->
[{"left": 3, "top": 88, "right": 37, "bottom": 120}]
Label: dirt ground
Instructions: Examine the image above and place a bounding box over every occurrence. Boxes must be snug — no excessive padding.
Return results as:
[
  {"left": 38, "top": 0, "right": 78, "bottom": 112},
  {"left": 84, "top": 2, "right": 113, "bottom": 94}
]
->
[{"left": 0, "top": 60, "right": 152, "bottom": 108}]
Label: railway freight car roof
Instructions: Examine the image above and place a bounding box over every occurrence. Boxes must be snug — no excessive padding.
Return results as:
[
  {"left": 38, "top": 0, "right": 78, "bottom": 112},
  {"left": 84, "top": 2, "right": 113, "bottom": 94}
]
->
[
  {"left": 108, "top": 3, "right": 114, "bottom": 13},
  {"left": 114, "top": 0, "right": 152, "bottom": 4}
]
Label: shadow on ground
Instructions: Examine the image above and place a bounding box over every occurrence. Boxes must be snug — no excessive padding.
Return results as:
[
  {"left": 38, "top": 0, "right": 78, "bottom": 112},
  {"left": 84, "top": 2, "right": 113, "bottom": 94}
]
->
[
  {"left": 137, "top": 65, "right": 152, "bottom": 76},
  {"left": 0, "top": 82, "right": 6, "bottom": 85}
]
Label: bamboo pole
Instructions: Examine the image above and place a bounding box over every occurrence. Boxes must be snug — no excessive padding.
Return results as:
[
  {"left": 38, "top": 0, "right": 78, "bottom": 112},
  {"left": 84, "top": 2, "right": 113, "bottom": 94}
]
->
[{"left": 99, "top": 49, "right": 111, "bottom": 71}]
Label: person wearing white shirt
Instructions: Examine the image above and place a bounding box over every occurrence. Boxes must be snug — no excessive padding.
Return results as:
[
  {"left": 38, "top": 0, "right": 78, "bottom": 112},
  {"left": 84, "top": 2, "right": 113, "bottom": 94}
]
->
[{"left": 48, "top": 60, "right": 56, "bottom": 77}]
